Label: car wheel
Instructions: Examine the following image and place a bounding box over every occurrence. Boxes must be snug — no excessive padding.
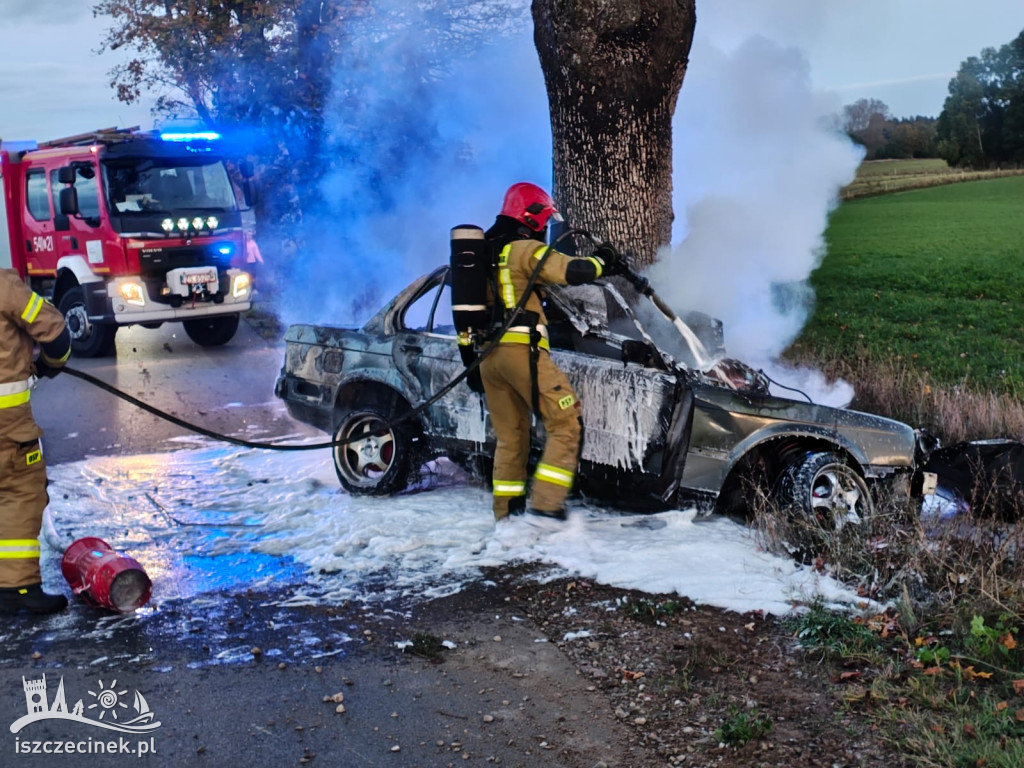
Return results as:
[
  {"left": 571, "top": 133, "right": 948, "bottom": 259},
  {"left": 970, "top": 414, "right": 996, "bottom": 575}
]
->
[
  {"left": 777, "top": 451, "right": 873, "bottom": 557},
  {"left": 183, "top": 314, "right": 240, "bottom": 347},
  {"left": 332, "top": 406, "right": 419, "bottom": 495},
  {"left": 57, "top": 286, "right": 117, "bottom": 357}
]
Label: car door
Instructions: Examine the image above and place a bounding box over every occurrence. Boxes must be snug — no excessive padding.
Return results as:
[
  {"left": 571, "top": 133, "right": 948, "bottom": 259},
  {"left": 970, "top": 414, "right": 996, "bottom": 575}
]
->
[
  {"left": 544, "top": 282, "right": 694, "bottom": 492},
  {"left": 391, "top": 270, "right": 491, "bottom": 448},
  {"left": 551, "top": 347, "right": 681, "bottom": 476}
]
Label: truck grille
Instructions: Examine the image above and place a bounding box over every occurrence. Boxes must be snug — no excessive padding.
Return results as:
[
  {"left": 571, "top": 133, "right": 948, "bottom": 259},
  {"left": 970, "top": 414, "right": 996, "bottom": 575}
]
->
[{"left": 139, "top": 246, "right": 231, "bottom": 273}]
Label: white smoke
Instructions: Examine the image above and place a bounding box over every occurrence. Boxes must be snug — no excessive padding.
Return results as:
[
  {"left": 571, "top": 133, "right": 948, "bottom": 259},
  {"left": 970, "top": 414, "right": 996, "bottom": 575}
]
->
[{"left": 650, "top": 32, "right": 863, "bottom": 406}]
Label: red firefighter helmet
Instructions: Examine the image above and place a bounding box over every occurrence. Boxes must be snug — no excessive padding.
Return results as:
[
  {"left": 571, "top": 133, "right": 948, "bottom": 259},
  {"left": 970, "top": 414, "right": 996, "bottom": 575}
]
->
[{"left": 499, "top": 182, "right": 564, "bottom": 232}]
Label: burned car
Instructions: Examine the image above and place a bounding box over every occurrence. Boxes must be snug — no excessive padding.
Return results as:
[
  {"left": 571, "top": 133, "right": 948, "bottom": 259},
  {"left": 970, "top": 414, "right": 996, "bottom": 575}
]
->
[{"left": 275, "top": 267, "right": 932, "bottom": 525}]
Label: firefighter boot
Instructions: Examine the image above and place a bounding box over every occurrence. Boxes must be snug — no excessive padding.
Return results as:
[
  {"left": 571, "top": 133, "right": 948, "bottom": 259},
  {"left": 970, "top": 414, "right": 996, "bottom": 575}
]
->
[
  {"left": 0, "top": 584, "right": 68, "bottom": 615},
  {"left": 527, "top": 507, "right": 567, "bottom": 521},
  {"left": 494, "top": 496, "right": 526, "bottom": 523}
]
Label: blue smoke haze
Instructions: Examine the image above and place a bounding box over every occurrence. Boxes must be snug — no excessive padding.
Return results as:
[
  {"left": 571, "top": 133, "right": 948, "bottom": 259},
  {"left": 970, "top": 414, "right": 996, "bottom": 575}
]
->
[{"left": 274, "top": 17, "right": 550, "bottom": 328}]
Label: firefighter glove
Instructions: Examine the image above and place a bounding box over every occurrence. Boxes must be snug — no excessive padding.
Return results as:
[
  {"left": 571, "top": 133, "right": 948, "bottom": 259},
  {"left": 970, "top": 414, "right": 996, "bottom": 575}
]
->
[
  {"left": 630, "top": 274, "right": 651, "bottom": 295},
  {"left": 593, "top": 244, "right": 626, "bottom": 276},
  {"left": 33, "top": 359, "right": 62, "bottom": 379}
]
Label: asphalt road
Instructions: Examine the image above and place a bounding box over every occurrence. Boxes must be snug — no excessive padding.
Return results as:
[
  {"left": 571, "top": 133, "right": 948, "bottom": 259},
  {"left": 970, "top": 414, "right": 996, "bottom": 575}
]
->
[
  {"left": 32, "top": 318, "right": 315, "bottom": 464},
  {"left": 1, "top": 316, "right": 636, "bottom": 767}
]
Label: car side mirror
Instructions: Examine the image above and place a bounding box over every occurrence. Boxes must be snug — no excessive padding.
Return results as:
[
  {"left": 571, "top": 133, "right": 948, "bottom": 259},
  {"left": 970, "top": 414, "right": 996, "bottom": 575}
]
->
[{"left": 57, "top": 166, "right": 76, "bottom": 185}]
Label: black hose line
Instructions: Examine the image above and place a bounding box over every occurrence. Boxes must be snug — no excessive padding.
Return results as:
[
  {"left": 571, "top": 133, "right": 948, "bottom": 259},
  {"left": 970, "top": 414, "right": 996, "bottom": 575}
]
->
[
  {"left": 62, "top": 366, "right": 334, "bottom": 451},
  {"left": 61, "top": 228, "right": 599, "bottom": 453}
]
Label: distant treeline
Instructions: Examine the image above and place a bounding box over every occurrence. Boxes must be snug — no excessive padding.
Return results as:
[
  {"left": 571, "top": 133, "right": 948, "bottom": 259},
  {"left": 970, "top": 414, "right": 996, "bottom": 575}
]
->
[
  {"left": 843, "top": 29, "right": 1024, "bottom": 169},
  {"left": 843, "top": 101, "right": 938, "bottom": 161}
]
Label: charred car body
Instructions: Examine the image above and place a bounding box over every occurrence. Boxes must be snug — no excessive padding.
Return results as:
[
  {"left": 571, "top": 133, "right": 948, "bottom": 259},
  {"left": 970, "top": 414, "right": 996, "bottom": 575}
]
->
[{"left": 275, "top": 267, "right": 934, "bottom": 523}]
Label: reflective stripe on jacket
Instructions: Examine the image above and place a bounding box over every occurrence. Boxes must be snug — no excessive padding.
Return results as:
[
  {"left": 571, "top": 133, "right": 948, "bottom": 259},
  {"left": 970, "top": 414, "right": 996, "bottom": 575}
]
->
[{"left": 0, "top": 379, "right": 32, "bottom": 409}]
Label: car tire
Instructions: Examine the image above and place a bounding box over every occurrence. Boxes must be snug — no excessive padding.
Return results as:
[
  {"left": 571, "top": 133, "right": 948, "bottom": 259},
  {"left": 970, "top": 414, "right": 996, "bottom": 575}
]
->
[
  {"left": 183, "top": 314, "right": 240, "bottom": 347},
  {"left": 57, "top": 286, "right": 118, "bottom": 358},
  {"left": 777, "top": 451, "right": 873, "bottom": 557},
  {"left": 332, "top": 405, "right": 420, "bottom": 495}
]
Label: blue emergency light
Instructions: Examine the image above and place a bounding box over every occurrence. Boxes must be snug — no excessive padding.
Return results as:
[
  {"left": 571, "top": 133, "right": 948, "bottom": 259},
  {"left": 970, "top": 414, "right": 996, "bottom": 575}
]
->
[{"left": 160, "top": 130, "right": 222, "bottom": 142}]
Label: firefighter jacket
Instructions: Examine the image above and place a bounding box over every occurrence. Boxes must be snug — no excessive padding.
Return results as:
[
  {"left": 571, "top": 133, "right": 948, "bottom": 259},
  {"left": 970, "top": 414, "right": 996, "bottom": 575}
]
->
[
  {"left": 0, "top": 269, "right": 70, "bottom": 442},
  {"left": 493, "top": 238, "right": 604, "bottom": 344}
]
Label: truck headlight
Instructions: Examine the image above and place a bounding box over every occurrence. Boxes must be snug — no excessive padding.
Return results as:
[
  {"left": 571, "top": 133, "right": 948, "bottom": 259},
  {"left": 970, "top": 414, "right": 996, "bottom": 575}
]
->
[
  {"left": 231, "top": 273, "right": 251, "bottom": 298},
  {"left": 118, "top": 281, "right": 146, "bottom": 307}
]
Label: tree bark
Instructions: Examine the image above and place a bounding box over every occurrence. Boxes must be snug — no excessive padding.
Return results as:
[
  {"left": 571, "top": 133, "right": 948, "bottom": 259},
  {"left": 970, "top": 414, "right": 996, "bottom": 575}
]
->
[{"left": 532, "top": 0, "right": 695, "bottom": 266}]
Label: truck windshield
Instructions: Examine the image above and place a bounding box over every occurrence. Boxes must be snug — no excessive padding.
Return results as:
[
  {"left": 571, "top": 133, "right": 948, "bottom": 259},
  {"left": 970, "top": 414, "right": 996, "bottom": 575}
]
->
[{"left": 103, "top": 159, "right": 237, "bottom": 214}]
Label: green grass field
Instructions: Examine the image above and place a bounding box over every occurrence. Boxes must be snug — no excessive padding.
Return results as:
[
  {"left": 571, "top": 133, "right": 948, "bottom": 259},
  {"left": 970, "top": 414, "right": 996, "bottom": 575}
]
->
[{"left": 790, "top": 175, "right": 1024, "bottom": 393}]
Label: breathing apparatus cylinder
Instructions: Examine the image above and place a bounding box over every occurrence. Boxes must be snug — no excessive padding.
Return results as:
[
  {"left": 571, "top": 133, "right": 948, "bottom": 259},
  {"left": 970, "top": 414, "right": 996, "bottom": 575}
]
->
[
  {"left": 60, "top": 537, "right": 153, "bottom": 613},
  {"left": 449, "top": 224, "right": 491, "bottom": 371}
]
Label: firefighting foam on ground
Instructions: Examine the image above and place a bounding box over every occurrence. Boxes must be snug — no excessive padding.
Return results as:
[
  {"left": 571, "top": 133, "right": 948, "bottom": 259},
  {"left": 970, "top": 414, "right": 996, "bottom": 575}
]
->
[{"left": 36, "top": 443, "right": 860, "bottom": 620}]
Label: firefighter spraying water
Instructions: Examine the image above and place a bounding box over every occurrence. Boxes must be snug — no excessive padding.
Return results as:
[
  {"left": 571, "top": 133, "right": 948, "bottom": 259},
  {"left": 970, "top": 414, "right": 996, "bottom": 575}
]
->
[{"left": 450, "top": 182, "right": 628, "bottom": 521}]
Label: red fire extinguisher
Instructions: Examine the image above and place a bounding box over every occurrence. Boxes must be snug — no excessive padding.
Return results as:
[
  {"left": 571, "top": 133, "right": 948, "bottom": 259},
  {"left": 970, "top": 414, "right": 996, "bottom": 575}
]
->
[{"left": 60, "top": 537, "right": 152, "bottom": 613}]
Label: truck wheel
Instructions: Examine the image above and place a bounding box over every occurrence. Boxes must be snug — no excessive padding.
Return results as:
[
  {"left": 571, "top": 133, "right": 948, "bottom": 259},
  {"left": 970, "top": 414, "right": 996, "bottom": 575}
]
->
[
  {"left": 777, "top": 451, "right": 873, "bottom": 559},
  {"left": 332, "top": 405, "right": 420, "bottom": 495},
  {"left": 57, "top": 286, "right": 117, "bottom": 357},
  {"left": 183, "top": 314, "right": 239, "bottom": 347}
]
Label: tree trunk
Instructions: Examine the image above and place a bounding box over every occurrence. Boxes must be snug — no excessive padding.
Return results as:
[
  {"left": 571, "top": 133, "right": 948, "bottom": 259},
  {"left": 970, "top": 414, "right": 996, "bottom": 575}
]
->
[{"left": 532, "top": 0, "right": 695, "bottom": 266}]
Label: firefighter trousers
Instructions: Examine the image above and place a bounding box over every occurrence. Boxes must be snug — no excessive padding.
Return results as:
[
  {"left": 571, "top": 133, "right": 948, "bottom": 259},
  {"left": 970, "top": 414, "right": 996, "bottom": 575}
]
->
[
  {"left": 480, "top": 343, "right": 582, "bottom": 520},
  {"left": 0, "top": 438, "right": 48, "bottom": 588}
]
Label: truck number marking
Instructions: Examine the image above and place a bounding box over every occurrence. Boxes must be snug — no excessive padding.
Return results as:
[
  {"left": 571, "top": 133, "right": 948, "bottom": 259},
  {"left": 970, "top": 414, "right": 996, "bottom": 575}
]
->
[{"left": 31, "top": 236, "right": 54, "bottom": 253}]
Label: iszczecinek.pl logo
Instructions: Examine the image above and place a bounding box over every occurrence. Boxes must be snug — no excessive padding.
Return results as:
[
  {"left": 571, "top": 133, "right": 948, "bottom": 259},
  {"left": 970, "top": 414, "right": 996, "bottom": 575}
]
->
[{"left": 10, "top": 674, "right": 161, "bottom": 734}]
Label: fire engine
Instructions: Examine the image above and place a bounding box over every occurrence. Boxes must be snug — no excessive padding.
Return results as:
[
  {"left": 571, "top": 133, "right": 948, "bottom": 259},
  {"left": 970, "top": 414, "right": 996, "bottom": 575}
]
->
[{"left": 0, "top": 126, "right": 254, "bottom": 356}]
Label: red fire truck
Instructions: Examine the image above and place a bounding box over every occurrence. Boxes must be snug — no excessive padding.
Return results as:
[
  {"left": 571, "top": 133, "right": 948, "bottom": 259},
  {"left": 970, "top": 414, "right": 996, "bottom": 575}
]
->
[{"left": 0, "top": 127, "right": 254, "bottom": 356}]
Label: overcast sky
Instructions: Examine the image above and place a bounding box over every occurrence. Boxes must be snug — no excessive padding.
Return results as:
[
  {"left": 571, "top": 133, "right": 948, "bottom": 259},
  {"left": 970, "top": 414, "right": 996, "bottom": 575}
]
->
[{"left": 2, "top": 1, "right": 1023, "bottom": 142}]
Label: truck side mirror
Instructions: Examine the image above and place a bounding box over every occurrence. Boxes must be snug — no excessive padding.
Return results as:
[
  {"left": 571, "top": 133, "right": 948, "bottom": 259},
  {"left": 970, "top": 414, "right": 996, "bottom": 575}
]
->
[
  {"left": 59, "top": 186, "right": 80, "bottom": 216},
  {"left": 237, "top": 161, "right": 257, "bottom": 208},
  {"left": 57, "top": 166, "right": 76, "bottom": 185},
  {"left": 241, "top": 180, "right": 258, "bottom": 208}
]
